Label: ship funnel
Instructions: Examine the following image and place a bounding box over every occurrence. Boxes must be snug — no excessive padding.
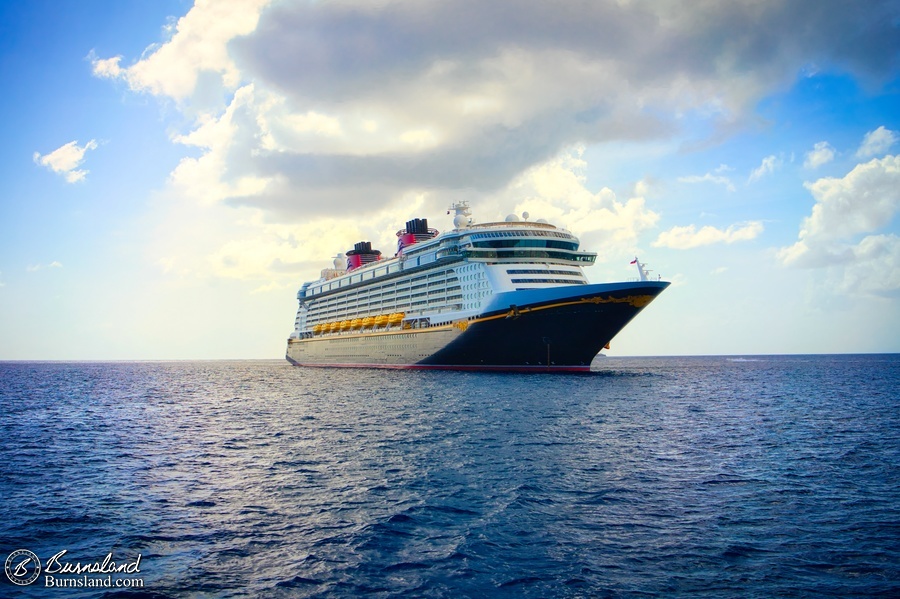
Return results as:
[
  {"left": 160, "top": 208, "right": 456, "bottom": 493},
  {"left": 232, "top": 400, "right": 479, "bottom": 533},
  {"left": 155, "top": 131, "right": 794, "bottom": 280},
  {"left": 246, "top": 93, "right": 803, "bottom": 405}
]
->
[
  {"left": 396, "top": 217, "right": 439, "bottom": 254},
  {"left": 346, "top": 241, "right": 382, "bottom": 271}
]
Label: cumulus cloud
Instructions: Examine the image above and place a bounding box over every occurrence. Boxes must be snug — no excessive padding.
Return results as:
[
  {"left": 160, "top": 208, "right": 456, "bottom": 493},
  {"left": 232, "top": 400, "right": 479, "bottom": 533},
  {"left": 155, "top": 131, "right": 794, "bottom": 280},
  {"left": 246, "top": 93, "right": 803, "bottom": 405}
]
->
[
  {"left": 778, "top": 154, "right": 900, "bottom": 296},
  {"left": 33, "top": 140, "right": 98, "bottom": 183},
  {"left": 748, "top": 155, "right": 782, "bottom": 182},
  {"left": 804, "top": 141, "right": 835, "bottom": 169},
  {"left": 150, "top": 148, "right": 660, "bottom": 287},
  {"left": 501, "top": 150, "right": 660, "bottom": 258},
  {"left": 90, "top": 0, "right": 900, "bottom": 224},
  {"left": 92, "top": 0, "right": 271, "bottom": 102},
  {"left": 798, "top": 154, "right": 899, "bottom": 243},
  {"left": 653, "top": 221, "right": 764, "bottom": 249},
  {"left": 856, "top": 126, "right": 898, "bottom": 158}
]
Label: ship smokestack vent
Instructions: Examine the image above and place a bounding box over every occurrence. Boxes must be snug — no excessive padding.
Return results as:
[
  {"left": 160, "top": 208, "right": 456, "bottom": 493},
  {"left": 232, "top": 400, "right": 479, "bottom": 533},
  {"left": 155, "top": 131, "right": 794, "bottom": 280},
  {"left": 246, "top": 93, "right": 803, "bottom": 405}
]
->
[{"left": 405, "top": 218, "right": 429, "bottom": 235}]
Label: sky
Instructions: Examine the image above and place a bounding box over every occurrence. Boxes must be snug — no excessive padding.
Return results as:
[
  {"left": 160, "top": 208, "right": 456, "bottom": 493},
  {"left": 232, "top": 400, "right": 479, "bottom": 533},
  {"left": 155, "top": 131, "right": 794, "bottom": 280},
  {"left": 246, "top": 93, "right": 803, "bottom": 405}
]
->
[{"left": 1, "top": 0, "right": 899, "bottom": 360}]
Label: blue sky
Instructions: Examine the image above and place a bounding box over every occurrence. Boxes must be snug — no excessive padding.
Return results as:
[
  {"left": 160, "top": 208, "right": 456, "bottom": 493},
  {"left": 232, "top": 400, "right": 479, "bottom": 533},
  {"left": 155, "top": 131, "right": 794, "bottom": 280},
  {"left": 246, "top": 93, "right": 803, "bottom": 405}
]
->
[{"left": 1, "top": 0, "right": 899, "bottom": 359}]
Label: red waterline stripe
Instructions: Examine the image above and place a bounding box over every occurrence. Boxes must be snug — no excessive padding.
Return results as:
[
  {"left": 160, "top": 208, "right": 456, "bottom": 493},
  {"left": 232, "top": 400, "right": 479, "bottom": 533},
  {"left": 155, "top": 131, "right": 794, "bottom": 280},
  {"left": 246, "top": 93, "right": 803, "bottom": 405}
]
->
[{"left": 285, "top": 358, "right": 590, "bottom": 373}]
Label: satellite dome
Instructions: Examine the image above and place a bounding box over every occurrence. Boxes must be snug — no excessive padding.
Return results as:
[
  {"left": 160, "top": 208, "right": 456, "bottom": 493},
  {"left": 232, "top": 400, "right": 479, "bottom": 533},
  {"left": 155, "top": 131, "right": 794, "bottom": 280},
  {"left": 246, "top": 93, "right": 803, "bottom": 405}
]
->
[
  {"left": 453, "top": 214, "right": 467, "bottom": 228},
  {"left": 536, "top": 218, "right": 548, "bottom": 224},
  {"left": 522, "top": 211, "right": 530, "bottom": 220},
  {"left": 505, "top": 213, "right": 520, "bottom": 222}
]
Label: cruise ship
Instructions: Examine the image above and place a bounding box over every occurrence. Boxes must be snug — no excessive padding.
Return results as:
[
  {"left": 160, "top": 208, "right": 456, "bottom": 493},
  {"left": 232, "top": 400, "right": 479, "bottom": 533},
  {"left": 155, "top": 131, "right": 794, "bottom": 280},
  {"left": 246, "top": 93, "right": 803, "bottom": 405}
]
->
[{"left": 286, "top": 202, "right": 668, "bottom": 371}]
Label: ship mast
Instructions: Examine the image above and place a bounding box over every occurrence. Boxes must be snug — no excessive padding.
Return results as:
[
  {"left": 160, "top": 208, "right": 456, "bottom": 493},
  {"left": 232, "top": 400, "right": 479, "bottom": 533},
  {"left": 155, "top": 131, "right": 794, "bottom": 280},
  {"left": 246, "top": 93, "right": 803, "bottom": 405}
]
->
[
  {"left": 449, "top": 201, "right": 473, "bottom": 228},
  {"left": 632, "top": 257, "right": 651, "bottom": 281}
]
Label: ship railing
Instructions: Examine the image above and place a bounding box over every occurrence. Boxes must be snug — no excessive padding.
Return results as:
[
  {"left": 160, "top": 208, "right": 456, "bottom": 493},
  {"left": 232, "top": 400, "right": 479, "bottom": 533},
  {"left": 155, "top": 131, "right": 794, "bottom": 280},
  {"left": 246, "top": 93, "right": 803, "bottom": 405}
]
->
[{"left": 473, "top": 221, "right": 559, "bottom": 230}]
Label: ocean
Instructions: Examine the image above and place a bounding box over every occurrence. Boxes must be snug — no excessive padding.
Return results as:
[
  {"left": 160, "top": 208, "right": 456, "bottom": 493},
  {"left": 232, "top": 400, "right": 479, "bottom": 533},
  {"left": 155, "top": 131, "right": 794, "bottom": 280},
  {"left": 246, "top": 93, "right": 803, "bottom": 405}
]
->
[{"left": 1, "top": 355, "right": 898, "bottom": 598}]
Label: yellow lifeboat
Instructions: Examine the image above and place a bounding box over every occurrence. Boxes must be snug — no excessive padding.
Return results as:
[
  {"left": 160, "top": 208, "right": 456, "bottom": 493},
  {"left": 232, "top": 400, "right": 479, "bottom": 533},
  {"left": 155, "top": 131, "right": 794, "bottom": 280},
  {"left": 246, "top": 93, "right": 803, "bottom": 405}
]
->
[
  {"left": 374, "top": 314, "right": 388, "bottom": 328},
  {"left": 339, "top": 320, "right": 351, "bottom": 331},
  {"left": 350, "top": 318, "right": 362, "bottom": 330},
  {"left": 387, "top": 312, "right": 404, "bottom": 326},
  {"left": 312, "top": 324, "right": 323, "bottom": 335},
  {"left": 328, "top": 321, "right": 340, "bottom": 333},
  {"left": 362, "top": 316, "right": 375, "bottom": 328}
]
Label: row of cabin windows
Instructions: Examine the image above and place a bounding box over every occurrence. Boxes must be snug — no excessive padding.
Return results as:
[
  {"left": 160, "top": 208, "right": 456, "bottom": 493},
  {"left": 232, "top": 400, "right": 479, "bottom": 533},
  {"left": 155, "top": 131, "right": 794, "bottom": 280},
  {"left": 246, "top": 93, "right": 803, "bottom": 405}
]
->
[
  {"left": 468, "top": 230, "right": 574, "bottom": 240},
  {"left": 472, "top": 239, "right": 579, "bottom": 251},
  {"left": 509, "top": 278, "right": 585, "bottom": 285},
  {"left": 506, "top": 268, "right": 582, "bottom": 275},
  {"left": 463, "top": 249, "right": 596, "bottom": 263}
]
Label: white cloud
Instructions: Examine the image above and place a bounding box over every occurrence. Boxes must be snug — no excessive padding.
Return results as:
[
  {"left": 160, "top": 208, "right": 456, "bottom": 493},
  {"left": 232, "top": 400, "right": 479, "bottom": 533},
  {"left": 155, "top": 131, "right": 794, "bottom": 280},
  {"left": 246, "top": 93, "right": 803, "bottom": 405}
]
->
[
  {"left": 91, "top": 0, "right": 900, "bottom": 225},
  {"left": 799, "top": 154, "right": 899, "bottom": 243},
  {"left": 92, "top": 0, "right": 272, "bottom": 101},
  {"left": 804, "top": 141, "right": 835, "bottom": 169},
  {"left": 831, "top": 234, "right": 900, "bottom": 296},
  {"left": 778, "top": 154, "right": 900, "bottom": 296},
  {"left": 502, "top": 150, "right": 660, "bottom": 259},
  {"left": 653, "top": 221, "right": 764, "bottom": 249},
  {"left": 748, "top": 154, "right": 781, "bottom": 182},
  {"left": 677, "top": 172, "right": 736, "bottom": 192},
  {"left": 856, "top": 126, "right": 898, "bottom": 159},
  {"left": 90, "top": 54, "right": 123, "bottom": 78},
  {"left": 26, "top": 261, "right": 63, "bottom": 272},
  {"left": 33, "top": 140, "right": 98, "bottom": 183},
  {"left": 146, "top": 146, "right": 660, "bottom": 288}
]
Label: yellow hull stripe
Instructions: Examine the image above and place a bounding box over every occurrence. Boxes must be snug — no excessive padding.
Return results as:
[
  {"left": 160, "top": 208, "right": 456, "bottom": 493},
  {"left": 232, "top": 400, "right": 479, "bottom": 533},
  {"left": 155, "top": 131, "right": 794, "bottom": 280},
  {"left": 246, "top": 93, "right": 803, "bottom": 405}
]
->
[{"left": 471, "top": 294, "right": 655, "bottom": 324}]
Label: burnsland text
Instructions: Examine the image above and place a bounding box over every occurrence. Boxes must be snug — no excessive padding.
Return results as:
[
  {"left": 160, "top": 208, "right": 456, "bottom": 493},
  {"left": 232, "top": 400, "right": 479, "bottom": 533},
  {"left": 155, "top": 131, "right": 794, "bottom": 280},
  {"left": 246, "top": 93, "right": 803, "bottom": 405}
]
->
[{"left": 44, "top": 550, "right": 142, "bottom": 575}]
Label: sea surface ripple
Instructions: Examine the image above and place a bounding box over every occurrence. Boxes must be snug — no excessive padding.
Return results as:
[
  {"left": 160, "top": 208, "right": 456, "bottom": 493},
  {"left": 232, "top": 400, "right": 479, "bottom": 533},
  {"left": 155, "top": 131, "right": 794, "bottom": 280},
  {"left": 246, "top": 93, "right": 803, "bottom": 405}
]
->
[{"left": 1, "top": 355, "right": 898, "bottom": 597}]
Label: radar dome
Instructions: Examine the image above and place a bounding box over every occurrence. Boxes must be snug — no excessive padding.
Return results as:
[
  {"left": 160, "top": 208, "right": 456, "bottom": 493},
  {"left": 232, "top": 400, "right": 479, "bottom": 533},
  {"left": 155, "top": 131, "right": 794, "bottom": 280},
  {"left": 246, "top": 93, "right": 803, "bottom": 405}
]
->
[
  {"left": 536, "top": 218, "right": 548, "bottom": 224},
  {"left": 522, "top": 211, "right": 530, "bottom": 220},
  {"left": 505, "top": 213, "right": 520, "bottom": 222},
  {"left": 453, "top": 214, "right": 467, "bottom": 228}
]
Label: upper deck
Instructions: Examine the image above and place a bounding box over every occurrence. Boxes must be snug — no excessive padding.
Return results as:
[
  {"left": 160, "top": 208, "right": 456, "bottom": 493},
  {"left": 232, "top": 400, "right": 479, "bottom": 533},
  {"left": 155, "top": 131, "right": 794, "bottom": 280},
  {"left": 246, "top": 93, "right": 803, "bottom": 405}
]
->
[{"left": 301, "top": 218, "right": 596, "bottom": 301}]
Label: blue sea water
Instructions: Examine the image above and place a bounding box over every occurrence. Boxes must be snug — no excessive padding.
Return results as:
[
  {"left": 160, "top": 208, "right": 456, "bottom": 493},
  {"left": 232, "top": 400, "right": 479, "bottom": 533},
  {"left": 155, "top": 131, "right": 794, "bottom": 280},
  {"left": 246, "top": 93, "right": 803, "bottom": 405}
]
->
[{"left": 1, "top": 355, "right": 898, "bottom": 598}]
